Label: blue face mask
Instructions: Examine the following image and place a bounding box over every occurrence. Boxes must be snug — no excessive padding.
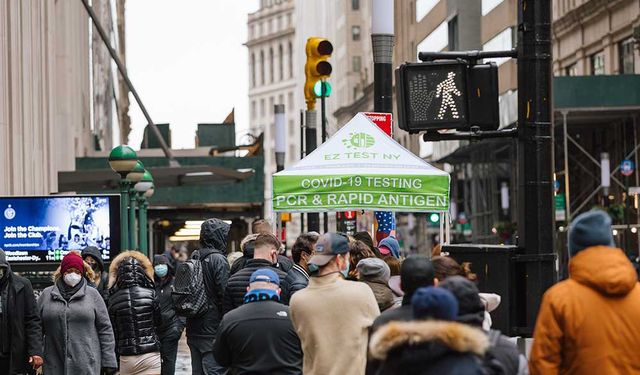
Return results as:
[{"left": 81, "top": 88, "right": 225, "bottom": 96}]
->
[
  {"left": 340, "top": 255, "right": 350, "bottom": 278},
  {"left": 154, "top": 264, "right": 168, "bottom": 278}
]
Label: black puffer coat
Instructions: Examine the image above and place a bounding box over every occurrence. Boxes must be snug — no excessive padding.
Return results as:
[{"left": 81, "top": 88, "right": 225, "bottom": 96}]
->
[
  {"left": 281, "top": 265, "right": 309, "bottom": 304},
  {"left": 222, "top": 258, "right": 288, "bottom": 314},
  {"left": 231, "top": 254, "right": 293, "bottom": 275},
  {"left": 153, "top": 254, "right": 184, "bottom": 338},
  {"left": 186, "top": 218, "right": 230, "bottom": 348},
  {"left": 108, "top": 251, "right": 161, "bottom": 356}
]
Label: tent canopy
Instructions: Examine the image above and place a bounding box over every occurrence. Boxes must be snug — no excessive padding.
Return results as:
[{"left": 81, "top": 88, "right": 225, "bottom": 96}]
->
[{"left": 273, "top": 113, "right": 450, "bottom": 213}]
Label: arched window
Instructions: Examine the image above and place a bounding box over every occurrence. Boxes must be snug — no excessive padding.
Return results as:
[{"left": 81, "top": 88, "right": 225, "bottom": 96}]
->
[
  {"left": 288, "top": 41, "right": 293, "bottom": 78},
  {"left": 279, "top": 44, "right": 284, "bottom": 80},
  {"left": 260, "top": 50, "right": 265, "bottom": 85},
  {"left": 269, "top": 47, "right": 274, "bottom": 83},
  {"left": 251, "top": 53, "right": 256, "bottom": 87}
]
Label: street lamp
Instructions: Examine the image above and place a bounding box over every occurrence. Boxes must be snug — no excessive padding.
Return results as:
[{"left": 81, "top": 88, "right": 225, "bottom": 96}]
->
[
  {"left": 125, "top": 161, "right": 146, "bottom": 250},
  {"left": 135, "top": 170, "right": 154, "bottom": 255},
  {"left": 275, "top": 104, "right": 286, "bottom": 172},
  {"left": 108, "top": 145, "right": 138, "bottom": 250}
]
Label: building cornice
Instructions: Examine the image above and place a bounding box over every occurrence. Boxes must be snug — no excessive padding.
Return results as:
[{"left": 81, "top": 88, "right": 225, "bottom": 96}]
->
[
  {"left": 245, "top": 27, "right": 295, "bottom": 47},
  {"left": 553, "top": 0, "right": 626, "bottom": 38}
]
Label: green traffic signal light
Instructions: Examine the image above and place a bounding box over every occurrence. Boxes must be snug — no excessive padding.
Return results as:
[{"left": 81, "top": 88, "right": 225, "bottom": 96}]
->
[
  {"left": 314, "top": 80, "right": 332, "bottom": 98},
  {"left": 429, "top": 213, "right": 440, "bottom": 223}
]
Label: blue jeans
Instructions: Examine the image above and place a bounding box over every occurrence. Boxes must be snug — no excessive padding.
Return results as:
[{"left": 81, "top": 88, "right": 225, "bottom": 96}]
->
[{"left": 188, "top": 341, "right": 226, "bottom": 375}]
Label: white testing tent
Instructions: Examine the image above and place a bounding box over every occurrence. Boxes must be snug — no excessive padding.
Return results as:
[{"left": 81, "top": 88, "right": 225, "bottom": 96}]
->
[{"left": 272, "top": 113, "right": 453, "bottom": 242}]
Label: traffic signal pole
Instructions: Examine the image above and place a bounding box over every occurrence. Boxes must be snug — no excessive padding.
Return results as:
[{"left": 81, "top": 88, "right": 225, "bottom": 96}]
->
[
  {"left": 305, "top": 110, "right": 320, "bottom": 232},
  {"left": 516, "top": 0, "right": 556, "bottom": 334},
  {"left": 320, "top": 81, "right": 329, "bottom": 233}
]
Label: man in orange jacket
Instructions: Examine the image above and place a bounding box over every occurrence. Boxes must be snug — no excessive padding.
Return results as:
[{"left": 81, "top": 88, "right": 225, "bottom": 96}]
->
[{"left": 530, "top": 210, "right": 640, "bottom": 375}]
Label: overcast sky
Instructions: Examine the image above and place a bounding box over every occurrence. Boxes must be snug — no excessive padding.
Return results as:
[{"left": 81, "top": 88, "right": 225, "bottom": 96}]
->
[{"left": 125, "top": 0, "right": 260, "bottom": 150}]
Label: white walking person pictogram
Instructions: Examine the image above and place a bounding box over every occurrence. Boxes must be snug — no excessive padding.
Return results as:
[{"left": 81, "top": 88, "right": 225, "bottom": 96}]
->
[{"left": 435, "top": 72, "right": 461, "bottom": 119}]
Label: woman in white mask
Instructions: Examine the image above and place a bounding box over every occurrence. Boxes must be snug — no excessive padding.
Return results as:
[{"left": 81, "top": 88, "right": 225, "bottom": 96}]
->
[{"left": 38, "top": 251, "right": 117, "bottom": 375}]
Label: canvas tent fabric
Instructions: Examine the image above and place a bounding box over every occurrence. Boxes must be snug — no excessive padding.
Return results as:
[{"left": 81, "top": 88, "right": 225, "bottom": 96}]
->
[{"left": 272, "top": 113, "right": 450, "bottom": 213}]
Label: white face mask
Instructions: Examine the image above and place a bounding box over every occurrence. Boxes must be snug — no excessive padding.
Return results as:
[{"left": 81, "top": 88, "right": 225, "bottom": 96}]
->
[{"left": 63, "top": 273, "right": 82, "bottom": 287}]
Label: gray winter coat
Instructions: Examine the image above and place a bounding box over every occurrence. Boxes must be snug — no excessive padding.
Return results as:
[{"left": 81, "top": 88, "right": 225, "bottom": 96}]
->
[{"left": 37, "top": 278, "right": 117, "bottom": 375}]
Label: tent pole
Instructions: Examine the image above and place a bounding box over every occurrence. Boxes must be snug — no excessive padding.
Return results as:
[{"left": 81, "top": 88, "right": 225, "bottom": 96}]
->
[
  {"left": 439, "top": 213, "right": 444, "bottom": 247},
  {"left": 445, "top": 212, "right": 451, "bottom": 245}
]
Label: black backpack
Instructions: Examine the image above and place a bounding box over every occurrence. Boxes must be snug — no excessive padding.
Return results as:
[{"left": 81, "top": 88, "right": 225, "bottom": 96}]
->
[
  {"left": 482, "top": 330, "right": 508, "bottom": 375},
  {"left": 172, "top": 250, "right": 212, "bottom": 317}
]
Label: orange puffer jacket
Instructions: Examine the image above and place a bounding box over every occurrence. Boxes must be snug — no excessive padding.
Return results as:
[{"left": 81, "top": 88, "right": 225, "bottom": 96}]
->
[{"left": 530, "top": 246, "right": 640, "bottom": 375}]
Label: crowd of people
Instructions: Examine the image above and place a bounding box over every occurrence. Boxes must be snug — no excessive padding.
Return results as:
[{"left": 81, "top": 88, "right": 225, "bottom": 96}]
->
[{"left": 1, "top": 210, "right": 640, "bottom": 374}]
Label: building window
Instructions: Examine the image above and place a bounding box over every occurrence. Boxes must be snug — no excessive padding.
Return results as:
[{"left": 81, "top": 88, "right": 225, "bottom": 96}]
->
[
  {"left": 288, "top": 41, "right": 293, "bottom": 78},
  {"left": 269, "top": 48, "right": 274, "bottom": 83},
  {"left": 353, "top": 87, "right": 359, "bottom": 101},
  {"left": 619, "top": 38, "right": 635, "bottom": 74},
  {"left": 591, "top": 51, "right": 605, "bottom": 75},
  {"left": 251, "top": 53, "right": 256, "bottom": 87},
  {"left": 447, "top": 16, "right": 458, "bottom": 51},
  {"left": 288, "top": 92, "right": 294, "bottom": 110},
  {"left": 278, "top": 94, "right": 284, "bottom": 106},
  {"left": 260, "top": 98, "right": 266, "bottom": 117},
  {"left": 482, "top": 0, "right": 504, "bottom": 15},
  {"left": 416, "top": 21, "right": 448, "bottom": 56},
  {"left": 277, "top": 16, "right": 282, "bottom": 31},
  {"left": 565, "top": 63, "right": 577, "bottom": 76},
  {"left": 415, "top": 0, "right": 439, "bottom": 22},
  {"left": 251, "top": 100, "right": 257, "bottom": 118},
  {"left": 352, "top": 26, "right": 361, "bottom": 41},
  {"left": 260, "top": 50, "right": 265, "bottom": 85},
  {"left": 279, "top": 44, "right": 284, "bottom": 80},
  {"left": 352, "top": 0, "right": 360, "bottom": 10},
  {"left": 352, "top": 56, "right": 362, "bottom": 72},
  {"left": 482, "top": 27, "right": 513, "bottom": 66}
]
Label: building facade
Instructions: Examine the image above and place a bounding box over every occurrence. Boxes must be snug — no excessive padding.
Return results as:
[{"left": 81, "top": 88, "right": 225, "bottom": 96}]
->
[
  {"left": 246, "top": 0, "right": 297, "bottom": 221},
  {"left": 0, "top": 0, "right": 95, "bottom": 196}
]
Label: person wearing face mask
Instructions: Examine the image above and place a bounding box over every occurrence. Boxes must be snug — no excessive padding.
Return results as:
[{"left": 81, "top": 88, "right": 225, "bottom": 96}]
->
[
  {"left": 38, "top": 251, "right": 117, "bottom": 375},
  {"left": 81, "top": 246, "right": 109, "bottom": 303},
  {"left": 153, "top": 254, "right": 185, "bottom": 375},
  {"left": 289, "top": 232, "right": 379, "bottom": 375},
  {"left": 223, "top": 233, "right": 289, "bottom": 314},
  {"left": 281, "top": 232, "right": 319, "bottom": 304},
  {"left": 0, "top": 249, "right": 43, "bottom": 375}
]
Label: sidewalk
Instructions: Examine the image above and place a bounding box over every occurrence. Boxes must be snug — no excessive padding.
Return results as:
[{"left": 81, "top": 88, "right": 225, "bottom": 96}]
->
[{"left": 175, "top": 333, "right": 192, "bottom": 374}]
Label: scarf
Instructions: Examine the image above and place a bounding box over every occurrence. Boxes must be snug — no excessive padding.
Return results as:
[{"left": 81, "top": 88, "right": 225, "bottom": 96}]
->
[
  {"left": 243, "top": 288, "right": 280, "bottom": 304},
  {"left": 57, "top": 277, "right": 84, "bottom": 302}
]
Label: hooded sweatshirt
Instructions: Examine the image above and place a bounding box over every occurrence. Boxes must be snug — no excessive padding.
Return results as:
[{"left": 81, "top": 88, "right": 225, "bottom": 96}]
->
[{"left": 530, "top": 246, "right": 640, "bottom": 375}]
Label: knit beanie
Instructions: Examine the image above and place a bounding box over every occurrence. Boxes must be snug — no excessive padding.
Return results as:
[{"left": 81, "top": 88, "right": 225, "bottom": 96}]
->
[
  {"left": 438, "top": 276, "right": 485, "bottom": 327},
  {"left": 356, "top": 258, "right": 391, "bottom": 283},
  {"left": 378, "top": 236, "right": 400, "bottom": 259},
  {"left": 568, "top": 210, "right": 615, "bottom": 257},
  {"left": 411, "top": 286, "right": 459, "bottom": 320},
  {"left": 61, "top": 252, "right": 85, "bottom": 275}
]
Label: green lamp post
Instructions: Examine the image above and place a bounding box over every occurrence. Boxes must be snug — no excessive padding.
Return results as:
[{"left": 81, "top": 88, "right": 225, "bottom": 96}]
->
[
  {"left": 126, "top": 161, "right": 145, "bottom": 250},
  {"left": 108, "top": 145, "right": 138, "bottom": 251},
  {"left": 134, "top": 170, "right": 154, "bottom": 255}
]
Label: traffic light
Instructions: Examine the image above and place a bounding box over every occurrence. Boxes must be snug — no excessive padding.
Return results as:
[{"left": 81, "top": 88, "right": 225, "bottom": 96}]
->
[
  {"left": 305, "top": 37, "right": 333, "bottom": 110},
  {"left": 395, "top": 61, "right": 499, "bottom": 133},
  {"left": 428, "top": 213, "right": 441, "bottom": 224}
]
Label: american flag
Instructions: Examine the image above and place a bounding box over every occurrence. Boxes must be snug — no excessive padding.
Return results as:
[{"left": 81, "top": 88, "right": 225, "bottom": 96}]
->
[{"left": 375, "top": 211, "right": 395, "bottom": 242}]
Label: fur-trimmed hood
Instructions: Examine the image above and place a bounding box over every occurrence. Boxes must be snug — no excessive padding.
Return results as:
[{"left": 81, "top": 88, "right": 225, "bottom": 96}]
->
[
  {"left": 52, "top": 251, "right": 96, "bottom": 283},
  {"left": 108, "top": 250, "right": 154, "bottom": 288},
  {"left": 369, "top": 320, "right": 489, "bottom": 361}
]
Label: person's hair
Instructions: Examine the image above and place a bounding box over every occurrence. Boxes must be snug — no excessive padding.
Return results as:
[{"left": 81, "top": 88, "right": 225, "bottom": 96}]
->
[
  {"left": 252, "top": 219, "right": 272, "bottom": 234},
  {"left": 254, "top": 233, "right": 281, "bottom": 252},
  {"left": 292, "top": 233, "right": 319, "bottom": 264},
  {"left": 382, "top": 255, "right": 401, "bottom": 276},
  {"left": 400, "top": 255, "right": 435, "bottom": 298},
  {"left": 348, "top": 240, "right": 376, "bottom": 279},
  {"left": 432, "top": 256, "right": 477, "bottom": 282}
]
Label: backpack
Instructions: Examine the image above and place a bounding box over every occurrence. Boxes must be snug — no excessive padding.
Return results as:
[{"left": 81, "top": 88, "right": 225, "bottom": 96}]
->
[
  {"left": 482, "top": 330, "right": 508, "bottom": 375},
  {"left": 172, "top": 250, "right": 213, "bottom": 317}
]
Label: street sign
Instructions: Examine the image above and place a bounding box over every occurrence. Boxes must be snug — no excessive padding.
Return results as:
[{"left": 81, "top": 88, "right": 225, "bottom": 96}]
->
[
  {"left": 555, "top": 193, "right": 566, "bottom": 222},
  {"left": 621, "top": 160, "right": 635, "bottom": 176},
  {"left": 364, "top": 112, "right": 392, "bottom": 136},
  {"left": 629, "top": 186, "right": 640, "bottom": 195}
]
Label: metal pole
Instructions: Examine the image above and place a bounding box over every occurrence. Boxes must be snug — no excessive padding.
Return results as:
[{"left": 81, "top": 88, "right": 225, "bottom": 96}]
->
[
  {"left": 634, "top": 117, "right": 640, "bottom": 259},
  {"left": 119, "top": 180, "right": 130, "bottom": 250},
  {"left": 321, "top": 82, "right": 329, "bottom": 233},
  {"left": 138, "top": 195, "right": 148, "bottom": 256},
  {"left": 305, "top": 110, "right": 320, "bottom": 232},
  {"left": 562, "top": 112, "right": 571, "bottom": 221},
  {"left": 300, "top": 110, "right": 306, "bottom": 232},
  {"left": 80, "top": 0, "right": 179, "bottom": 167},
  {"left": 128, "top": 189, "right": 137, "bottom": 250},
  {"left": 516, "top": 0, "right": 556, "bottom": 333}
]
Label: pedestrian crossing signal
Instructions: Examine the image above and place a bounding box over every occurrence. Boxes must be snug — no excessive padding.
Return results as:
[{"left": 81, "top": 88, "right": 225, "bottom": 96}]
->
[{"left": 396, "top": 61, "right": 499, "bottom": 133}]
